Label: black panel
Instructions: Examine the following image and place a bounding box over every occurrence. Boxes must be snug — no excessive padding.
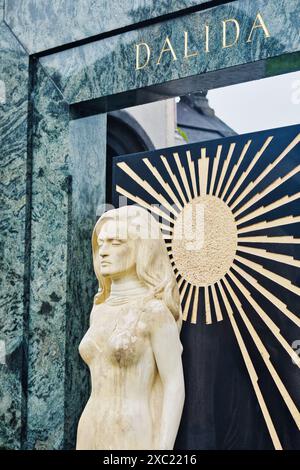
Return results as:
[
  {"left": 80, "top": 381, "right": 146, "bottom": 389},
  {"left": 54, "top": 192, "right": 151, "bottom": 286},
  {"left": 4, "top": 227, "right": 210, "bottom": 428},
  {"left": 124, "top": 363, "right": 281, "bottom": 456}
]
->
[{"left": 112, "top": 124, "right": 300, "bottom": 450}]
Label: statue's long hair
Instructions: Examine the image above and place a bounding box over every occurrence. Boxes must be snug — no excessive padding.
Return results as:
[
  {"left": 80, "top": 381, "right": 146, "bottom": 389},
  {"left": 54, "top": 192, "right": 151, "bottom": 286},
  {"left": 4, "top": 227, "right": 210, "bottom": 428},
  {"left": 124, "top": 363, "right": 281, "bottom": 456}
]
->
[{"left": 91, "top": 205, "right": 182, "bottom": 328}]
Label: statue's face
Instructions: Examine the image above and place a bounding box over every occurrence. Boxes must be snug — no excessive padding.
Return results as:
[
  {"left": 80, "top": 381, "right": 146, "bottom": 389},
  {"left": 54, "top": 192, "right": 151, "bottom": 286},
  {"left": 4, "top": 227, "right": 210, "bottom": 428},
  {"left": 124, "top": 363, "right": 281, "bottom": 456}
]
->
[{"left": 97, "top": 220, "right": 136, "bottom": 279}]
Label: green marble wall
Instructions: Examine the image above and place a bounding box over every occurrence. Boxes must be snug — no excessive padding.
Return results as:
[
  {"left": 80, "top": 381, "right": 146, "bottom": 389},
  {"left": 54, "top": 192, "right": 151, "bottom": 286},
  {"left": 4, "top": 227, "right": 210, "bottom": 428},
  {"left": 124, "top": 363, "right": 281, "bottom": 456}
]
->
[
  {"left": 25, "top": 64, "right": 106, "bottom": 449},
  {"left": 0, "top": 11, "right": 28, "bottom": 449},
  {"left": 0, "top": 6, "right": 107, "bottom": 447},
  {"left": 25, "top": 64, "right": 70, "bottom": 449},
  {"left": 65, "top": 115, "right": 106, "bottom": 449}
]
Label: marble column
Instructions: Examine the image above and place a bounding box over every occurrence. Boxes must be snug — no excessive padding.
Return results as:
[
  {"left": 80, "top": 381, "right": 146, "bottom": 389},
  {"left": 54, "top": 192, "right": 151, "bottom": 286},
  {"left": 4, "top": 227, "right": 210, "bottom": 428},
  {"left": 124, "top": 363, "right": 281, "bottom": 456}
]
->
[
  {"left": 0, "top": 1, "right": 29, "bottom": 449},
  {"left": 25, "top": 63, "right": 107, "bottom": 449}
]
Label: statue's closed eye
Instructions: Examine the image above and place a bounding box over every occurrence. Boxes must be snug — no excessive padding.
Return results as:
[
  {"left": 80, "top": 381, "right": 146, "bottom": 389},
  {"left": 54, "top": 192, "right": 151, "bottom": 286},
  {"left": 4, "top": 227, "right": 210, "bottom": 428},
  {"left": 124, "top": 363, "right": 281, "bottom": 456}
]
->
[
  {"left": 97, "top": 239, "right": 125, "bottom": 247},
  {"left": 112, "top": 240, "right": 122, "bottom": 246}
]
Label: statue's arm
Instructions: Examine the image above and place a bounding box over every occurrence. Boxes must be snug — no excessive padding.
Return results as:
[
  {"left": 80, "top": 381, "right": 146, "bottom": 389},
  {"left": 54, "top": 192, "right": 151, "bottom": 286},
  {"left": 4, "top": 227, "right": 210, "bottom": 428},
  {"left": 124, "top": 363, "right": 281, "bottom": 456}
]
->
[{"left": 150, "top": 303, "right": 185, "bottom": 450}]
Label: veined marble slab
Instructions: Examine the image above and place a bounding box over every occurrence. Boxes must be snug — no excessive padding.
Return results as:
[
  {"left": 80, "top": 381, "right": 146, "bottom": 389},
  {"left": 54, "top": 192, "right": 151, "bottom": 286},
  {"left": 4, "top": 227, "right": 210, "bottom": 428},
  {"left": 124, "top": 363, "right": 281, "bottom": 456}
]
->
[
  {"left": 39, "top": 0, "right": 300, "bottom": 105},
  {"left": 5, "top": 0, "right": 216, "bottom": 54},
  {"left": 0, "top": 20, "right": 28, "bottom": 449},
  {"left": 25, "top": 63, "right": 106, "bottom": 448}
]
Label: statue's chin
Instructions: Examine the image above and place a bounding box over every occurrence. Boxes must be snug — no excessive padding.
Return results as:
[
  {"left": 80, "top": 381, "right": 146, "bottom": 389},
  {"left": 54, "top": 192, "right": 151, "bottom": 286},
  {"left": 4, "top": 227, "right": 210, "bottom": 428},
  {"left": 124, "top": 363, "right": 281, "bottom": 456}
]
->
[{"left": 100, "top": 269, "right": 113, "bottom": 277}]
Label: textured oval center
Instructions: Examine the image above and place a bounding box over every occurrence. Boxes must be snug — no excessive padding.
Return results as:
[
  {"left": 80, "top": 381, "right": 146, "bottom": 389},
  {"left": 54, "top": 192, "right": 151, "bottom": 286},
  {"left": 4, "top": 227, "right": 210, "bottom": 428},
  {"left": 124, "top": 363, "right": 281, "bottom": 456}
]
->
[{"left": 171, "top": 195, "right": 237, "bottom": 286}]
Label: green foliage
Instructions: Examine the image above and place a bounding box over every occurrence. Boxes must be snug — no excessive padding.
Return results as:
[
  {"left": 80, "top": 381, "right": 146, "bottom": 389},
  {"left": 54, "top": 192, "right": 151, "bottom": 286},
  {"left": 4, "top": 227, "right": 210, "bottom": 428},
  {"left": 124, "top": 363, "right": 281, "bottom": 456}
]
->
[{"left": 176, "top": 127, "right": 189, "bottom": 143}]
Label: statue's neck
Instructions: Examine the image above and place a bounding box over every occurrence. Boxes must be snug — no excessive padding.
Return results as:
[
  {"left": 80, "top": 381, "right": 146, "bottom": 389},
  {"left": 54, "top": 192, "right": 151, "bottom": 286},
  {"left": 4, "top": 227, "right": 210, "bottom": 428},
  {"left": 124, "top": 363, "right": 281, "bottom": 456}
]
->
[{"left": 107, "top": 273, "right": 150, "bottom": 305}]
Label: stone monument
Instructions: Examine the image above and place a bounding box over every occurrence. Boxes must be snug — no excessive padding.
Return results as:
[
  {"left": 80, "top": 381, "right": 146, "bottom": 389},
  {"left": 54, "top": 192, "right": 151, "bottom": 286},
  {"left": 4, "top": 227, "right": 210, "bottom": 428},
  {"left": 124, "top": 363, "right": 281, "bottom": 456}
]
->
[{"left": 76, "top": 206, "right": 185, "bottom": 450}]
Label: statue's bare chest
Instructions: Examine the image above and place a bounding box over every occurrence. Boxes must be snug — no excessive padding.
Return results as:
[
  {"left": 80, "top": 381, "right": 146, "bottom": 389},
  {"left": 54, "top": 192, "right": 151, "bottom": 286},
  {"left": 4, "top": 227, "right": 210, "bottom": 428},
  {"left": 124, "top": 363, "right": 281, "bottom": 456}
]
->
[{"left": 79, "top": 303, "right": 150, "bottom": 367}]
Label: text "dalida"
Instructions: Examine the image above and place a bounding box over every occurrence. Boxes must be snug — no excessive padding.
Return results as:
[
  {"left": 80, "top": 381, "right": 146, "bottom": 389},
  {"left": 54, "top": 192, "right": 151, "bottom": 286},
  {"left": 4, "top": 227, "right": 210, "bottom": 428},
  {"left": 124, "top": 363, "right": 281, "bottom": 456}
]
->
[{"left": 135, "top": 13, "right": 271, "bottom": 70}]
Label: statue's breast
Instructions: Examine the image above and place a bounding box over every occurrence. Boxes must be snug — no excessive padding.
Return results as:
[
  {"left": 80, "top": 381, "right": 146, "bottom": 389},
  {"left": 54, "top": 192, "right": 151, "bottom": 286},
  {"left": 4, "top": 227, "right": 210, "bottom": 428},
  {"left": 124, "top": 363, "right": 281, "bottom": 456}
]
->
[
  {"left": 107, "top": 307, "right": 149, "bottom": 367},
  {"left": 78, "top": 333, "right": 103, "bottom": 364},
  {"left": 79, "top": 304, "right": 150, "bottom": 368}
]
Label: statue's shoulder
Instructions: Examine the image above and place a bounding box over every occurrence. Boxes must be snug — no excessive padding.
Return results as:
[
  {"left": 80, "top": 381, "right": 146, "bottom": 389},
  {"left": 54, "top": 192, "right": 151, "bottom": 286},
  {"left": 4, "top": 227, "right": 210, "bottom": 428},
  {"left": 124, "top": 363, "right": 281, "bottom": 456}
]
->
[
  {"left": 143, "top": 297, "right": 174, "bottom": 326},
  {"left": 91, "top": 302, "right": 106, "bottom": 313},
  {"left": 89, "top": 302, "right": 105, "bottom": 324},
  {"left": 144, "top": 297, "right": 166, "bottom": 312}
]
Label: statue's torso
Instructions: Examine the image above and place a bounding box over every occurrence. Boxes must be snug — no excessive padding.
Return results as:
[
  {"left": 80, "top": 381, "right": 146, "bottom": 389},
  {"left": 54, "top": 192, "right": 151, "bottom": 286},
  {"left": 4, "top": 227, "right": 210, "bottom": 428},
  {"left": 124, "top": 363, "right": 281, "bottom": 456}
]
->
[{"left": 77, "top": 299, "right": 158, "bottom": 450}]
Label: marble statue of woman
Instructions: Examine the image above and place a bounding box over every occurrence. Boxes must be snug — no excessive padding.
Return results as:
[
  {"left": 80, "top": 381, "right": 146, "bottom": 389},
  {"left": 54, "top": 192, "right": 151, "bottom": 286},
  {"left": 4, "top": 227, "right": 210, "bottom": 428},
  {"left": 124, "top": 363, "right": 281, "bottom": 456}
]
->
[{"left": 76, "top": 205, "right": 185, "bottom": 450}]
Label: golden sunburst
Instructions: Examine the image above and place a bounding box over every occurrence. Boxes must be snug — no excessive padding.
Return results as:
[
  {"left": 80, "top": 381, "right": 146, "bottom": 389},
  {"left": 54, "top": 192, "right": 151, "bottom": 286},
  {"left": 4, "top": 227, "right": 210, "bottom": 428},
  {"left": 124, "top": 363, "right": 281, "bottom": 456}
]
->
[{"left": 115, "top": 130, "right": 300, "bottom": 450}]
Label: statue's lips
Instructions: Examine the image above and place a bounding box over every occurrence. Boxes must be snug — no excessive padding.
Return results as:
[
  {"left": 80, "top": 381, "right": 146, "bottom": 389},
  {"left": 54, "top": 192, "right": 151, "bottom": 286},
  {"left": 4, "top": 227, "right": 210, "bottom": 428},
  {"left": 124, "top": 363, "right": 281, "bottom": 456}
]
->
[{"left": 100, "top": 261, "right": 111, "bottom": 266}]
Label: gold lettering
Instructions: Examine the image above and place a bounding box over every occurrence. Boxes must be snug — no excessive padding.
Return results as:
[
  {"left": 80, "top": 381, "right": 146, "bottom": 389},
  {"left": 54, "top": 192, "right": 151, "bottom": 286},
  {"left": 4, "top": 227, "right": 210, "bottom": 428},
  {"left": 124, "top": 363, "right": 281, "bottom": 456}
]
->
[
  {"left": 222, "top": 18, "right": 240, "bottom": 48},
  {"left": 247, "top": 12, "right": 271, "bottom": 42},
  {"left": 135, "top": 43, "right": 151, "bottom": 70},
  {"left": 184, "top": 31, "right": 198, "bottom": 59},
  {"left": 157, "top": 36, "right": 177, "bottom": 65},
  {"left": 205, "top": 25, "right": 210, "bottom": 53}
]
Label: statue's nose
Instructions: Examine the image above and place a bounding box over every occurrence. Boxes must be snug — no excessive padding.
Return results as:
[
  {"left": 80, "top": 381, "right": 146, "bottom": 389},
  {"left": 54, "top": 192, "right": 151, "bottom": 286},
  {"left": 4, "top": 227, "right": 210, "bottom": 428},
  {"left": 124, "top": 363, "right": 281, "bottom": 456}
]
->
[{"left": 99, "top": 244, "right": 109, "bottom": 256}]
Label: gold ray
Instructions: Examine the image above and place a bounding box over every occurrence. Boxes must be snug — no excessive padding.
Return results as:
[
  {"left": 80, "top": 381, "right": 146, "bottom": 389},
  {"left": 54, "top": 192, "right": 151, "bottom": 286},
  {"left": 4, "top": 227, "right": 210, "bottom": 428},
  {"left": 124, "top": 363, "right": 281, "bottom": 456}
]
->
[
  {"left": 159, "top": 222, "right": 174, "bottom": 233},
  {"left": 233, "top": 164, "right": 300, "bottom": 218},
  {"left": 222, "top": 276, "right": 300, "bottom": 430},
  {"left": 191, "top": 286, "right": 200, "bottom": 324},
  {"left": 238, "top": 235, "right": 300, "bottom": 244},
  {"left": 177, "top": 277, "right": 185, "bottom": 290},
  {"left": 162, "top": 233, "right": 173, "bottom": 240},
  {"left": 211, "top": 283, "right": 223, "bottom": 322},
  {"left": 233, "top": 258, "right": 300, "bottom": 327},
  {"left": 235, "top": 253, "right": 300, "bottom": 298},
  {"left": 227, "top": 136, "right": 274, "bottom": 206},
  {"left": 143, "top": 158, "right": 183, "bottom": 211},
  {"left": 209, "top": 145, "right": 222, "bottom": 195},
  {"left": 186, "top": 151, "right": 198, "bottom": 198},
  {"left": 183, "top": 283, "right": 194, "bottom": 321},
  {"left": 217, "top": 280, "right": 282, "bottom": 450},
  {"left": 237, "top": 192, "right": 300, "bottom": 226},
  {"left": 161, "top": 155, "right": 188, "bottom": 205},
  {"left": 117, "top": 162, "right": 178, "bottom": 217},
  {"left": 237, "top": 245, "right": 300, "bottom": 268},
  {"left": 173, "top": 152, "right": 193, "bottom": 202},
  {"left": 238, "top": 215, "right": 300, "bottom": 234},
  {"left": 198, "top": 148, "right": 210, "bottom": 196},
  {"left": 180, "top": 279, "right": 189, "bottom": 302},
  {"left": 204, "top": 285, "right": 212, "bottom": 324},
  {"left": 231, "top": 133, "right": 300, "bottom": 211},
  {"left": 215, "top": 143, "right": 236, "bottom": 198},
  {"left": 116, "top": 185, "right": 174, "bottom": 223},
  {"left": 204, "top": 153, "right": 210, "bottom": 196},
  {"left": 228, "top": 268, "right": 300, "bottom": 367},
  {"left": 223, "top": 140, "right": 252, "bottom": 202}
]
